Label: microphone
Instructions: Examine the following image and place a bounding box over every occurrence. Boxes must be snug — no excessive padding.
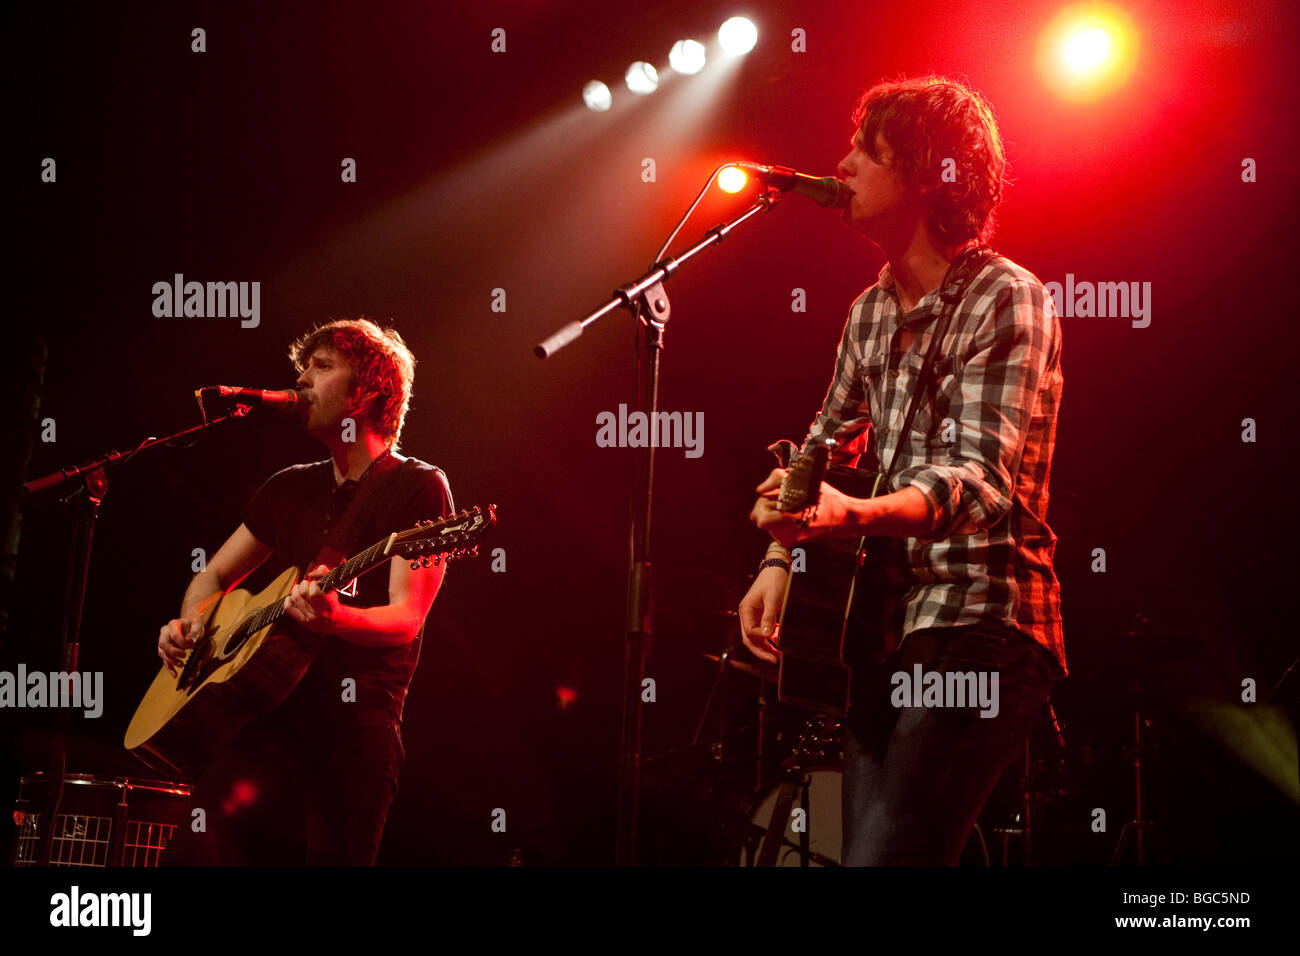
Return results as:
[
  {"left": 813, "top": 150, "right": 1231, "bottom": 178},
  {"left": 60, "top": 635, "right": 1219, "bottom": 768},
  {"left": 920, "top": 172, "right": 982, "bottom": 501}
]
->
[
  {"left": 197, "top": 386, "right": 304, "bottom": 412},
  {"left": 733, "top": 163, "right": 852, "bottom": 208}
]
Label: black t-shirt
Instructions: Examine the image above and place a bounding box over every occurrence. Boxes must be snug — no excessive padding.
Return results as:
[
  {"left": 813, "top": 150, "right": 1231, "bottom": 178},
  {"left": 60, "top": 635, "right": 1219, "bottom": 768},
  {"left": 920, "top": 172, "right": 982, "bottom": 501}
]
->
[{"left": 240, "top": 454, "right": 454, "bottom": 727}]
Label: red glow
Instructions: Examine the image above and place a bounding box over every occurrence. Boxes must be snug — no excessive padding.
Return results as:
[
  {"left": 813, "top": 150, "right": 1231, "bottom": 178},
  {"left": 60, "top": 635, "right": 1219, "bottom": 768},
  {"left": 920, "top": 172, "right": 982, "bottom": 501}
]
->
[
  {"left": 221, "top": 778, "right": 260, "bottom": 816},
  {"left": 555, "top": 685, "right": 578, "bottom": 710}
]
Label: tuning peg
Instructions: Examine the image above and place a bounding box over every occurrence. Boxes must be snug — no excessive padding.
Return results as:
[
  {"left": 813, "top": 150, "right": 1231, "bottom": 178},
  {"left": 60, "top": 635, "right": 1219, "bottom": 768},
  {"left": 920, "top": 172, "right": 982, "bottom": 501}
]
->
[
  {"left": 409, "top": 560, "right": 420, "bottom": 570},
  {"left": 433, "top": 554, "right": 442, "bottom": 566}
]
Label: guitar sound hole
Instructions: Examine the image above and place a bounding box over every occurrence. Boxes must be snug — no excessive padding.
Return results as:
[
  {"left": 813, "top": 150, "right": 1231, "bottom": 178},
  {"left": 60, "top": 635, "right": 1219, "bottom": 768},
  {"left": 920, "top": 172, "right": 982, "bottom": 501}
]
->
[{"left": 218, "top": 625, "right": 250, "bottom": 659}]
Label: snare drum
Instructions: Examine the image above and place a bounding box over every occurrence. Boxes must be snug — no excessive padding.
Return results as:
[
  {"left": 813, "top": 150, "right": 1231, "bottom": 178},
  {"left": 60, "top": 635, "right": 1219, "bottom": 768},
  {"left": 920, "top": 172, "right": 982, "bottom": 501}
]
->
[{"left": 11, "top": 772, "right": 191, "bottom": 867}]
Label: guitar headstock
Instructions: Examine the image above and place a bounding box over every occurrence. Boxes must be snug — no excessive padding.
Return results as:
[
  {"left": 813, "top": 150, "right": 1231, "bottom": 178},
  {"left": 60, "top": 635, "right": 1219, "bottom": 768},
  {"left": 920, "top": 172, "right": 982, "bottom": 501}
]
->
[
  {"left": 776, "top": 439, "right": 834, "bottom": 514},
  {"left": 392, "top": 505, "right": 497, "bottom": 568}
]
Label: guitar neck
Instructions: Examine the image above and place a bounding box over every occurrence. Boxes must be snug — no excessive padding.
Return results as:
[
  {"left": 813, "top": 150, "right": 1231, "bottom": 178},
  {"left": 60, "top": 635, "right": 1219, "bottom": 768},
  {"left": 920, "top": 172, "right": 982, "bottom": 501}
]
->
[{"left": 241, "top": 535, "right": 398, "bottom": 634}]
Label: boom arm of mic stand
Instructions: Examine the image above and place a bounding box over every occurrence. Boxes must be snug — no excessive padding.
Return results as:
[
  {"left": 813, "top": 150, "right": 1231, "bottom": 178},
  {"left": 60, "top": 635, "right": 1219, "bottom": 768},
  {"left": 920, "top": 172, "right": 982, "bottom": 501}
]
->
[{"left": 533, "top": 189, "right": 783, "bottom": 358}]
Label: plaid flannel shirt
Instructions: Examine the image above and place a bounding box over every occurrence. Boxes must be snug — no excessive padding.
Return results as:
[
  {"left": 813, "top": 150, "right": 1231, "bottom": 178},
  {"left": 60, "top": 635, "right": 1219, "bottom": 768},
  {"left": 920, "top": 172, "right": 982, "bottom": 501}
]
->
[{"left": 803, "top": 253, "right": 1066, "bottom": 676}]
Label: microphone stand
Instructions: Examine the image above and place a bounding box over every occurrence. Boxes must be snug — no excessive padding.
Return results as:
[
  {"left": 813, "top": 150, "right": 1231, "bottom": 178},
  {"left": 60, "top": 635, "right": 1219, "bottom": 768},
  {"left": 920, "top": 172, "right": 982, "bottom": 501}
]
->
[
  {"left": 535, "top": 187, "right": 786, "bottom": 865},
  {"left": 22, "top": 399, "right": 254, "bottom": 866}
]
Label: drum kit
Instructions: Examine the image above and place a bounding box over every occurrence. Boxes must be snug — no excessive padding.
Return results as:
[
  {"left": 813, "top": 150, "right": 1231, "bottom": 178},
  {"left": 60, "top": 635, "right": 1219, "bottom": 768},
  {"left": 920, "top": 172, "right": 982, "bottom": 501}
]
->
[
  {"left": 10, "top": 772, "right": 191, "bottom": 867},
  {"left": 699, "top": 623, "right": 1076, "bottom": 867}
]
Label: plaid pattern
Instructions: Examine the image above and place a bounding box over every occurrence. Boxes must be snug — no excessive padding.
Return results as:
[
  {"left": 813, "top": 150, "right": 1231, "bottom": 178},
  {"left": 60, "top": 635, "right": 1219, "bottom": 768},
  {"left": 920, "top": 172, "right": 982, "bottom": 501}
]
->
[{"left": 804, "top": 253, "right": 1066, "bottom": 676}]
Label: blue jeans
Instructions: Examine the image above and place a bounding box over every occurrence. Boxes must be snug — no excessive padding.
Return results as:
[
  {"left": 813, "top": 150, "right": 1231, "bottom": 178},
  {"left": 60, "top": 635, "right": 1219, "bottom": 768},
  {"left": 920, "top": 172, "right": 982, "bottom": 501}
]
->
[{"left": 841, "top": 621, "right": 1055, "bottom": 866}]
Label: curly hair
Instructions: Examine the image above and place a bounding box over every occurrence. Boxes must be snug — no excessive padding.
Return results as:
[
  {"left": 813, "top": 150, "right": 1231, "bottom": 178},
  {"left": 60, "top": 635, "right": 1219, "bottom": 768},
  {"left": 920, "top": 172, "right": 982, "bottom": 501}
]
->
[
  {"left": 852, "top": 74, "right": 1007, "bottom": 245},
  {"left": 289, "top": 317, "right": 416, "bottom": 452}
]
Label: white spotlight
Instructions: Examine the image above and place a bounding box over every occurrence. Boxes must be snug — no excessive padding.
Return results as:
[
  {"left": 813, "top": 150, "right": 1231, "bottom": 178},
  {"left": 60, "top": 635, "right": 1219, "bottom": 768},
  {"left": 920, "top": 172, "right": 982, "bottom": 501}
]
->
[
  {"left": 718, "top": 17, "right": 758, "bottom": 55},
  {"left": 625, "top": 61, "right": 660, "bottom": 94},
  {"left": 583, "top": 80, "right": 612, "bottom": 112},
  {"left": 669, "top": 38, "right": 707, "bottom": 74}
]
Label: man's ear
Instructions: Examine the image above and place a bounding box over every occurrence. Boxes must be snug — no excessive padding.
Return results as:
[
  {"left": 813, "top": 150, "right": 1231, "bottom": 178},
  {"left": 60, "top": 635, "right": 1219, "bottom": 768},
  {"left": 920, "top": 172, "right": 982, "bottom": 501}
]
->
[{"left": 346, "top": 388, "right": 383, "bottom": 431}]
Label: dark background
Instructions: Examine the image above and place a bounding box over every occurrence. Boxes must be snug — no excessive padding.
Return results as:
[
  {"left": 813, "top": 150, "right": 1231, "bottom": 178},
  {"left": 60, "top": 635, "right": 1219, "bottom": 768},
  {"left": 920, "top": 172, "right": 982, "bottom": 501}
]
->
[{"left": 5, "top": 0, "right": 1298, "bottom": 866}]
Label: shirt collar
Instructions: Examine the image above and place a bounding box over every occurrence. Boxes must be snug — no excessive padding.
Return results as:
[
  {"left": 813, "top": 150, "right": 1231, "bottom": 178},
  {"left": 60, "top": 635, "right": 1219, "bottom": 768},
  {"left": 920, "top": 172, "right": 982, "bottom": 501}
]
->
[
  {"left": 330, "top": 448, "right": 393, "bottom": 490},
  {"left": 878, "top": 261, "right": 938, "bottom": 320},
  {"left": 878, "top": 240, "right": 983, "bottom": 320}
]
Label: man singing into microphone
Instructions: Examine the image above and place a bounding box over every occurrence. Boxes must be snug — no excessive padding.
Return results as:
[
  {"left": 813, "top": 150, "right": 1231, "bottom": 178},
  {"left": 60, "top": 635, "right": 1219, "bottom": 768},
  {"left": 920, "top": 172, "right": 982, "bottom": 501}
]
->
[
  {"left": 738, "top": 75, "right": 1064, "bottom": 865},
  {"left": 158, "top": 317, "right": 453, "bottom": 865}
]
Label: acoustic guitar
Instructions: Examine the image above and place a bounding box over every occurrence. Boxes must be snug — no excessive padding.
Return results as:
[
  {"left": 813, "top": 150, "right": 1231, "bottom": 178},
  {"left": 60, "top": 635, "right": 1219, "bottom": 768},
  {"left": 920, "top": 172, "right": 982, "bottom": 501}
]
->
[
  {"left": 125, "top": 506, "right": 496, "bottom": 777},
  {"left": 771, "top": 441, "right": 899, "bottom": 715}
]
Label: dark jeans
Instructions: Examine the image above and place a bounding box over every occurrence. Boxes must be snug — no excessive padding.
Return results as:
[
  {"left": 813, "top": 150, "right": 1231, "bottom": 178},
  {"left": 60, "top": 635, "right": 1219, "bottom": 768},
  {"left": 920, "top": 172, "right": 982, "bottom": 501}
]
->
[
  {"left": 162, "top": 703, "right": 404, "bottom": 866},
  {"left": 841, "top": 620, "right": 1055, "bottom": 866}
]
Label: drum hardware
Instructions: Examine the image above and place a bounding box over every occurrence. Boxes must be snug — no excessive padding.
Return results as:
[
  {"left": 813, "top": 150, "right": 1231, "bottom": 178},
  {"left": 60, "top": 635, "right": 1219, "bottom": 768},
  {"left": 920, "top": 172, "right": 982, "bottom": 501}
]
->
[
  {"left": 747, "top": 715, "right": 841, "bottom": 867},
  {"left": 691, "top": 613, "right": 781, "bottom": 864},
  {"left": 11, "top": 772, "right": 191, "bottom": 867},
  {"left": 1110, "top": 614, "right": 1158, "bottom": 866},
  {"left": 1110, "top": 682, "right": 1157, "bottom": 865},
  {"left": 745, "top": 767, "right": 842, "bottom": 867}
]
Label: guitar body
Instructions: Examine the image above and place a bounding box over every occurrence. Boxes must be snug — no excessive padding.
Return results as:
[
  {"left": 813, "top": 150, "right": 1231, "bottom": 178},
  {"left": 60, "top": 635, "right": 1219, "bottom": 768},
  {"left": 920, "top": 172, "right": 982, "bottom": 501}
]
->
[
  {"left": 125, "top": 506, "right": 496, "bottom": 778},
  {"left": 124, "top": 565, "right": 321, "bottom": 778},
  {"left": 775, "top": 456, "right": 900, "bottom": 715}
]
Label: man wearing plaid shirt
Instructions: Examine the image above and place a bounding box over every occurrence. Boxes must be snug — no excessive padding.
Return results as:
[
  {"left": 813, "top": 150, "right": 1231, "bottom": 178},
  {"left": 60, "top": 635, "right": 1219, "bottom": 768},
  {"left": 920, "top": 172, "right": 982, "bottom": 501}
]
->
[{"left": 740, "top": 75, "right": 1064, "bottom": 865}]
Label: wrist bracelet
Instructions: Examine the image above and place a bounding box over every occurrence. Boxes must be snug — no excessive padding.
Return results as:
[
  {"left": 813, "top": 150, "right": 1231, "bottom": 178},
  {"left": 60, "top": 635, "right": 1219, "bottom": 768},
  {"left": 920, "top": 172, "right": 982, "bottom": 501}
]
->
[{"left": 759, "top": 557, "right": 791, "bottom": 574}]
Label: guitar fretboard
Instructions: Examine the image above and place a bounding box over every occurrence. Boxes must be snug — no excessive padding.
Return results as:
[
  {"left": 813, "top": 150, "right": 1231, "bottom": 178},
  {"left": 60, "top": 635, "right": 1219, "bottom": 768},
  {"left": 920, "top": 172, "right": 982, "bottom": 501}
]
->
[{"left": 235, "top": 537, "right": 395, "bottom": 637}]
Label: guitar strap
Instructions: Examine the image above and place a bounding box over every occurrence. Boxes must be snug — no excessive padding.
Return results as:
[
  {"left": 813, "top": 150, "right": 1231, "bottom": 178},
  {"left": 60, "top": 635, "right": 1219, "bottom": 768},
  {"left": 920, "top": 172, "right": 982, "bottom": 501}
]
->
[
  {"left": 311, "top": 450, "right": 405, "bottom": 589},
  {"left": 877, "top": 244, "right": 999, "bottom": 489}
]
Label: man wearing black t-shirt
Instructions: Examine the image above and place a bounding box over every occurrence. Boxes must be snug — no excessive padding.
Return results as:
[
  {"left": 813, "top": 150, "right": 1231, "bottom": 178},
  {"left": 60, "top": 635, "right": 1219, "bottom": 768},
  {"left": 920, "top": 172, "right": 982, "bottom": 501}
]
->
[{"left": 158, "top": 318, "right": 452, "bottom": 865}]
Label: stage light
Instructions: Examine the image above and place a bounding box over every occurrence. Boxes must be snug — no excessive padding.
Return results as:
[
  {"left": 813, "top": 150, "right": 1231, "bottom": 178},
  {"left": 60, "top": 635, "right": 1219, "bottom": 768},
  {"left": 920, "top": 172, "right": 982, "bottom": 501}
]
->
[
  {"left": 1063, "top": 26, "right": 1112, "bottom": 74},
  {"left": 625, "top": 61, "right": 660, "bottom": 94},
  {"left": 717, "top": 165, "right": 747, "bottom": 193},
  {"left": 718, "top": 17, "right": 758, "bottom": 55},
  {"left": 1038, "top": 2, "right": 1138, "bottom": 102},
  {"left": 669, "top": 39, "right": 707, "bottom": 74},
  {"left": 582, "top": 80, "right": 612, "bottom": 112}
]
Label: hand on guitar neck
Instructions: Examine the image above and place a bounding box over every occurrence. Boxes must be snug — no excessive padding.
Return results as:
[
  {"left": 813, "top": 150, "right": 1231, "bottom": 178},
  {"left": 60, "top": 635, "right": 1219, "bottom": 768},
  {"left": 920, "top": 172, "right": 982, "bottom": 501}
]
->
[
  {"left": 749, "top": 469, "right": 937, "bottom": 550},
  {"left": 741, "top": 445, "right": 937, "bottom": 673},
  {"left": 748, "top": 467, "right": 859, "bottom": 551},
  {"left": 742, "top": 456, "right": 860, "bottom": 666},
  {"left": 282, "top": 564, "right": 342, "bottom": 632}
]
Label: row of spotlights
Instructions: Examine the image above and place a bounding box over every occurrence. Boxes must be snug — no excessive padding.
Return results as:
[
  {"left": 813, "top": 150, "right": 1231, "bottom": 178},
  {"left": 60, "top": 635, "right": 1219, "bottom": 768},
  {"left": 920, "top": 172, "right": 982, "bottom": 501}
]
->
[
  {"left": 583, "top": 17, "right": 756, "bottom": 112},
  {"left": 669, "top": 39, "right": 707, "bottom": 74},
  {"left": 718, "top": 16, "right": 758, "bottom": 55}
]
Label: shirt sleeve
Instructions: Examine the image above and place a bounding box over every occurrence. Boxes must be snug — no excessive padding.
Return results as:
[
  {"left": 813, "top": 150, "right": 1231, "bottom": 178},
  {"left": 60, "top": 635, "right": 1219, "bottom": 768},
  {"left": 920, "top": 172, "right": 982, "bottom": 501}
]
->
[
  {"left": 804, "top": 293, "right": 875, "bottom": 464},
  {"left": 401, "top": 466, "right": 454, "bottom": 529},
  {"left": 892, "top": 277, "right": 1060, "bottom": 540},
  {"left": 239, "top": 471, "right": 284, "bottom": 549}
]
